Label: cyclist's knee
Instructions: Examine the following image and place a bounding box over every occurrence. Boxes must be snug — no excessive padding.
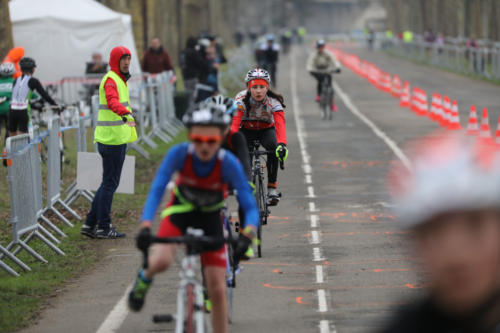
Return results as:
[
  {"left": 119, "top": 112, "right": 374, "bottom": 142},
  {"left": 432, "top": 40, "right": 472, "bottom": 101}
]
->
[{"left": 149, "top": 244, "right": 175, "bottom": 273}]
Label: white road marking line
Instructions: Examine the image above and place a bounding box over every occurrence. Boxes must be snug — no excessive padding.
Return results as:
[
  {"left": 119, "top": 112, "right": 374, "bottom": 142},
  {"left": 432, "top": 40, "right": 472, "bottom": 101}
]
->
[
  {"left": 95, "top": 284, "right": 132, "bottom": 333},
  {"left": 310, "top": 230, "right": 320, "bottom": 244},
  {"left": 310, "top": 214, "right": 319, "bottom": 228},
  {"left": 313, "top": 247, "right": 324, "bottom": 261},
  {"left": 320, "top": 320, "right": 335, "bottom": 333},
  {"left": 317, "top": 289, "right": 328, "bottom": 312},
  {"left": 305, "top": 174, "right": 312, "bottom": 184},
  {"left": 307, "top": 186, "right": 316, "bottom": 198},
  {"left": 316, "top": 265, "right": 324, "bottom": 283},
  {"left": 309, "top": 202, "right": 317, "bottom": 212},
  {"left": 333, "top": 81, "right": 412, "bottom": 170},
  {"left": 303, "top": 163, "right": 312, "bottom": 174}
]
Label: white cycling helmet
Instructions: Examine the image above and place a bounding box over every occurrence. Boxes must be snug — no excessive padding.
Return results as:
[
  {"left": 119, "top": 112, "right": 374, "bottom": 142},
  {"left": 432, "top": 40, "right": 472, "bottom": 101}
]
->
[
  {"left": 0, "top": 62, "right": 15, "bottom": 77},
  {"left": 203, "top": 95, "right": 237, "bottom": 116},
  {"left": 245, "top": 68, "right": 271, "bottom": 85},
  {"left": 389, "top": 133, "right": 500, "bottom": 229}
]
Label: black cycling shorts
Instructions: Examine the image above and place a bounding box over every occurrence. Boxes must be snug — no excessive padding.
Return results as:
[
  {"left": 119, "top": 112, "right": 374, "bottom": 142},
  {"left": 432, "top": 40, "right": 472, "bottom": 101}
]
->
[{"left": 8, "top": 109, "right": 29, "bottom": 133}]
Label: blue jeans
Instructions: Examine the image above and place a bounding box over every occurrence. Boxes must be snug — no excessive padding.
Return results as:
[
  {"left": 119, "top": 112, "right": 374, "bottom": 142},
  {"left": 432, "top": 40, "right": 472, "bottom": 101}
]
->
[{"left": 86, "top": 143, "right": 127, "bottom": 229}]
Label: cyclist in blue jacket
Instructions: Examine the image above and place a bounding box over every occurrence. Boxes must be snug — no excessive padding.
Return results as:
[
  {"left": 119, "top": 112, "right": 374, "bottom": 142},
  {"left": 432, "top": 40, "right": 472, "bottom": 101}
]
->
[{"left": 128, "top": 104, "right": 258, "bottom": 333}]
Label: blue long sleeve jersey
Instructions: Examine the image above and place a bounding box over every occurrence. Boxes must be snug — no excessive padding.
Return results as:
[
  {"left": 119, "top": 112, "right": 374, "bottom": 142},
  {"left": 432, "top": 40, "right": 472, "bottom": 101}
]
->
[{"left": 141, "top": 143, "right": 259, "bottom": 230}]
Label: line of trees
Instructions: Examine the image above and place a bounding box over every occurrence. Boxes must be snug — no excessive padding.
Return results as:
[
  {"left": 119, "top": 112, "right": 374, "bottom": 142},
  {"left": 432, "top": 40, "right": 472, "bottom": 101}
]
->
[{"left": 384, "top": 0, "right": 500, "bottom": 41}]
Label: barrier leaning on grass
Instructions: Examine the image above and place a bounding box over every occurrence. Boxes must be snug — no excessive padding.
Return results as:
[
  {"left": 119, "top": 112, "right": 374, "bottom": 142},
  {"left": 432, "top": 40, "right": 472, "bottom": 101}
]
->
[{"left": 0, "top": 70, "right": 183, "bottom": 276}]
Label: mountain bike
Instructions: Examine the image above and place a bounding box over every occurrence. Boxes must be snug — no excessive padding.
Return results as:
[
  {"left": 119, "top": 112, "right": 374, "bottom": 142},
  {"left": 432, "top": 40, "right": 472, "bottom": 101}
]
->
[
  {"left": 312, "top": 69, "right": 340, "bottom": 120},
  {"left": 140, "top": 227, "right": 238, "bottom": 333}
]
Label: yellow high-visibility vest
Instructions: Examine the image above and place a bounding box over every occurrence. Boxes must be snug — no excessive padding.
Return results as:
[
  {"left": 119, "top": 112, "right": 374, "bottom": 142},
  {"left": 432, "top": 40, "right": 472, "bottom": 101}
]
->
[{"left": 94, "top": 71, "right": 137, "bottom": 145}]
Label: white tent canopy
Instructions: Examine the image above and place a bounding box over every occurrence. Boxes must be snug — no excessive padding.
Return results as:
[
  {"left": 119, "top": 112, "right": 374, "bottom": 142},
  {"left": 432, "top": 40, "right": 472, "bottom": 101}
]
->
[{"left": 9, "top": 0, "right": 142, "bottom": 82}]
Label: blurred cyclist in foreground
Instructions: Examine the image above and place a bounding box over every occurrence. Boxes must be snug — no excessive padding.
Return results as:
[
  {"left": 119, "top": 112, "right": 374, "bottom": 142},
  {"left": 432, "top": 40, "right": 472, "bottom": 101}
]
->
[{"left": 382, "top": 133, "right": 500, "bottom": 333}]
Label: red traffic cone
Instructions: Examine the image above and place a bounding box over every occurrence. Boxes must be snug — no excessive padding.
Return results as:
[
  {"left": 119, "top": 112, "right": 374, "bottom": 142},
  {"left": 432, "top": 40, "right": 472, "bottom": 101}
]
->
[
  {"left": 399, "top": 81, "right": 410, "bottom": 107},
  {"left": 441, "top": 96, "right": 451, "bottom": 127},
  {"left": 478, "top": 107, "right": 493, "bottom": 145},
  {"left": 391, "top": 75, "right": 402, "bottom": 98},
  {"left": 495, "top": 116, "right": 500, "bottom": 147},
  {"left": 465, "top": 105, "right": 479, "bottom": 136},
  {"left": 448, "top": 100, "right": 461, "bottom": 130}
]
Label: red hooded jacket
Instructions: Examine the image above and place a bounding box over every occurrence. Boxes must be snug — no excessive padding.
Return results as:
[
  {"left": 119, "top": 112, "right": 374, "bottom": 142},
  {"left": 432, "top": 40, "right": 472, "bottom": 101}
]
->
[{"left": 103, "top": 46, "right": 132, "bottom": 116}]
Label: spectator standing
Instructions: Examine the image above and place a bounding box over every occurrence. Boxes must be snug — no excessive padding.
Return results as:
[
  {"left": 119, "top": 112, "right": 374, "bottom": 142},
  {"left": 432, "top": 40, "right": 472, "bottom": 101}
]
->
[
  {"left": 0, "top": 63, "right": 15, "bottom": 148},
  {"left": 181, "top": 37, "right": 209, "bottom": 110},
  {"left": 85, "top": 51, "right": 107, "bottom": 102},
  {"left": 141, "top": 38, "right": 173, "bottom": 74},
  {"left": 81, "top": 46, "right": 138, "bottom": 239},
  {"left": 2, "top": 46, "right": 25, "bottom": 79}
]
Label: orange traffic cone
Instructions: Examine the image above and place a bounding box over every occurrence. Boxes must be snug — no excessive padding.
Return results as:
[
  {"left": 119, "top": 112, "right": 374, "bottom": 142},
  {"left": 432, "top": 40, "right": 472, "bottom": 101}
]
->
[
  {"left": 391, "top": 75, "right": 402, "bottom": 98},
  {"left": 399, "top": 81, "right": 410, "bottom": 107},
  {"left": 448, "top": 100, "right": 461, "bottom": 130},
  {"left": 478, "top": 107, "right": 493, "bottom": 145},
  {"left": 495, "top": 116, "right": 500, "bottom": 147},
  {"left": 465, "top": 105, "right": 479, "bottom": 136},
  {"left": 441, "top": 96, "right": 451, "bottom": 127},
  {"left": 420, "top": 90, "right": 429, "bottom": 117}
]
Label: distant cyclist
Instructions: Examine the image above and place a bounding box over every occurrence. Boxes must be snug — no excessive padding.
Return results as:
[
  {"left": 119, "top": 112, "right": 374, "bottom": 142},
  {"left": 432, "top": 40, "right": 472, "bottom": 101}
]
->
[
  {"left": 9, "top": 57, "right": 58, "bottom": 137},
  {"left": 231, "top": 68, "right": 288, "bottom": 206},
  {"left": 128, "top": 105, "right": 258, "bottom": 333},
  {"left": 306, "top": 39, "right": 341, "bottom": 111},
  {"left": 256, "top": 34, "right": 280, "bottom": 87}
]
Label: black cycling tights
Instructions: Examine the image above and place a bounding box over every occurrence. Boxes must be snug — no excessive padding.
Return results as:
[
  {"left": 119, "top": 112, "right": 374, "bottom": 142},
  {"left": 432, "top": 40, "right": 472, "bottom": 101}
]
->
[
  {"left": 240, "top": 127, "right": 278, "bottom": 185},
  {"left": 311, "top": 72, "right": 332, "bottom": 95}
]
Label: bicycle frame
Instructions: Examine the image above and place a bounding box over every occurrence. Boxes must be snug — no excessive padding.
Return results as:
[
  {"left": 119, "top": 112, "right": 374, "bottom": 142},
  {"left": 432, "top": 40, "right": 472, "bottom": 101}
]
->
[{"left": 319, "top": 75, "right": 333, "bottom": 120}]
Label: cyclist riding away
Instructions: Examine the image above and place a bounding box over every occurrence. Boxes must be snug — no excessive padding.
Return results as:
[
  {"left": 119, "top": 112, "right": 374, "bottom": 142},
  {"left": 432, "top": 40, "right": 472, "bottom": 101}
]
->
[
  {"left": 231, "top": 68, "right": 288, "bottom": 206},
  {"left": 306, "top": 39, "right": 341, "bottom": 111},
  {"left": 9, "top": 57, "right": 57, "bottom": 137},
  {"left": 128, "top": 105, "right": 259, "bottom": 333}
]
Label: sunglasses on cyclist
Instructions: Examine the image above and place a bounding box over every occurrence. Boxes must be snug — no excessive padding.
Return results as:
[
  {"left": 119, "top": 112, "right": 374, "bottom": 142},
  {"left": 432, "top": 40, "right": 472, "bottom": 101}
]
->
[{"left": 189, "top": 134, "right": 222, "bottom": 145}]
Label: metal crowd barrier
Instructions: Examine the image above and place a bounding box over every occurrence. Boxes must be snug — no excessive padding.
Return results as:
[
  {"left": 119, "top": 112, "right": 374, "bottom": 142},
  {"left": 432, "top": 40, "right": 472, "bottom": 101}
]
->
[{"left": 1, "top": 70, "right": 183, "bottom": 276}]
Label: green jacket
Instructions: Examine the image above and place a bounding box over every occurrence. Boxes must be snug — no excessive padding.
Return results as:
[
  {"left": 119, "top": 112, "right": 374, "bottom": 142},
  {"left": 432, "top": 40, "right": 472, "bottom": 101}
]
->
[{"left": 0, "top": 76, "right": 14, "bottom": 116}]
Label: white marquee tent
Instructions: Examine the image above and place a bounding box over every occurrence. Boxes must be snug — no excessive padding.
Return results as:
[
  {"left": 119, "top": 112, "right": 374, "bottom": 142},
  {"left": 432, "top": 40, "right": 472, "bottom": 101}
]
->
[{"left": 9, "top": 0, "right": 142, "bottom": 83}]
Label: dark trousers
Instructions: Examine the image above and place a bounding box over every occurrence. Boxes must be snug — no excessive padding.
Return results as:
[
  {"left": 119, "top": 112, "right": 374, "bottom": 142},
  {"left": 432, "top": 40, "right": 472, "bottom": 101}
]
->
[
  {"left": 311, "top": 72, "right": 332, "bottom": 95},
  {"left": 241, "top": 127, "right": 278, "bottom": 185},
  {"left": 86, "top": 143, "right": 127, "bottom": 229}
]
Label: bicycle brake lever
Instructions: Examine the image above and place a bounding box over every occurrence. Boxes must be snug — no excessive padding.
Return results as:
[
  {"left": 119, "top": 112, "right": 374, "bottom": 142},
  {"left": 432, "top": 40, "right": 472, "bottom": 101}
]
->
[
  {"left": 279, "top": 160, "right": 285, "bottom": 170},
  {"left": 142, "top": 247, "right": 149, "bottom": 269}
]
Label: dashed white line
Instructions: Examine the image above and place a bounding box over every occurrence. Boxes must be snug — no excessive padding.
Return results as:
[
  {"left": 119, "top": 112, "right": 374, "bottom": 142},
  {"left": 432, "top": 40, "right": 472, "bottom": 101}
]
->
[
  {"left": 310, "top": 214, "right": 319, "bottom": 228},
  {"left": 309, "top": 202, "right": 317, "bottom": 212},
  {"left": 303, "top": 164, "right": 312, "bottom": 174},
  {"left": 317, "top": 289, "right": 328, "bottom": 312},
  {"left": 313, "top": 247, "right": 324, "bottom": 261},
  {"left": 333, "top": 81, "right": 411, "bottom": 170},
  {"left": 307, "top": 186, "right": 316, "bottom": 198},
  {"left": 310, "top": 230, "right": 320, "bottom": 244},
  {"left": 320, "top": 320, "right": 337, "bottom": 333},
  {"left": 305, "top": 174, "right": 312, "bottom": 184},
  {"left": 316, "top": 265, "right": 324, "bottom": 283}
]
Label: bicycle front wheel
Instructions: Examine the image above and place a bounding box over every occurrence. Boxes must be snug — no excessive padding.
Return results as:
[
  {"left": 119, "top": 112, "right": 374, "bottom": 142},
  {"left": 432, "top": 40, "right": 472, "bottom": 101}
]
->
[
  {"left": 255, "top": 174, "right": 266, "bottom": 258},
  {"left": 185, "top": 283, "right": 195, "bottom": 333}
]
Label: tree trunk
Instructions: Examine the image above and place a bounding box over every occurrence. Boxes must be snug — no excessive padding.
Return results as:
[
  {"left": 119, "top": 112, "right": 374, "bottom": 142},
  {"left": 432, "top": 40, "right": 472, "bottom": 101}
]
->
[{"left": 0, "top": 0, "right": 14, "bottom": 59}]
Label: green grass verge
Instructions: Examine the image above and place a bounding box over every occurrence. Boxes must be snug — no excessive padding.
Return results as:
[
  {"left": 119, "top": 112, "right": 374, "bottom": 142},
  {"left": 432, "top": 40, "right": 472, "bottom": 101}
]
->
[{"left": 0, "top": 128, "right": 186, "bottom": 333}]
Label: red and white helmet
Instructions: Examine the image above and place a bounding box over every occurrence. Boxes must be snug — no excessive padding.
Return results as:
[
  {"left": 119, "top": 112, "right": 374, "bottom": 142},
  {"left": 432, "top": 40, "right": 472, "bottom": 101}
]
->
[
  {"left": 245, "top": 68, "right": 271, "bottom": 85},
  {"left": 389, "top": 133, "right": 500, "bottom": 229}
]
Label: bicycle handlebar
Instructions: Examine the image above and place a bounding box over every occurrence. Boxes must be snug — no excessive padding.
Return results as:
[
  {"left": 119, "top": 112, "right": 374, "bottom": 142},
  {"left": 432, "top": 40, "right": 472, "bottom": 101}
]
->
[{"left": 139, "top": 231, "right": 238, "bottom": 269}]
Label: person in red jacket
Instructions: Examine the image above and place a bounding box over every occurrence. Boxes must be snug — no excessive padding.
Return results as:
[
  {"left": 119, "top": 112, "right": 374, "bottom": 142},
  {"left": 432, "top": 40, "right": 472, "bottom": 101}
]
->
[
  {"left": 2, "top": 46, "right": 25, "bottom": 79},
  {"left": 231, "top": 68, "right": 288, "bottom": 206},
  {"left": 81, "top": 45, "right": 136, "bottom": 239}
]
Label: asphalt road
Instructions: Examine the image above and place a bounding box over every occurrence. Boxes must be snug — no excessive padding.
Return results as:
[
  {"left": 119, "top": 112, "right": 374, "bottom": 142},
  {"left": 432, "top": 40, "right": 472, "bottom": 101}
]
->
[{"left": 22, "top": 42, "right": 497, "bottom": 333}]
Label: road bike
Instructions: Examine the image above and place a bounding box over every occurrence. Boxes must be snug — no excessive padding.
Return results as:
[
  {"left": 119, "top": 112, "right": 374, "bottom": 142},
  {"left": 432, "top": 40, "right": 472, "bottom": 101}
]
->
[
  {"left": 140, "top": 227, "right": 238, "bottom": 333},
  {"left": 312, "top": 69, "right": 340, "bottom": 120},
  {"left": 249, "top": 140, "right": 284, "bottom": 258}
]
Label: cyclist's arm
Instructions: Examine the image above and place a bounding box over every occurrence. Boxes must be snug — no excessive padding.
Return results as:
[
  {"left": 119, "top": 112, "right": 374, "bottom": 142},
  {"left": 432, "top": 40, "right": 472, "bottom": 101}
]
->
[
  {"left": 328, "top": 52, "right": 342, "bottom": 71},
  {"left": 28, "top": 78, "right": 57, "bottom": 105},
  {"left": 141, "top": 144, "right": 187, "bottom": 223},
  {"left": 230, "top": 106, "right": 244, "bottom": 132},
  {"left": 273, "top": 110, "right": 287, "bottom": 145},
  {"left": 229, "top": 131, "right": 251, "bottom": 180},
  {"left": 222, "top": 152, "right": 259, "bottom": 230}
]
